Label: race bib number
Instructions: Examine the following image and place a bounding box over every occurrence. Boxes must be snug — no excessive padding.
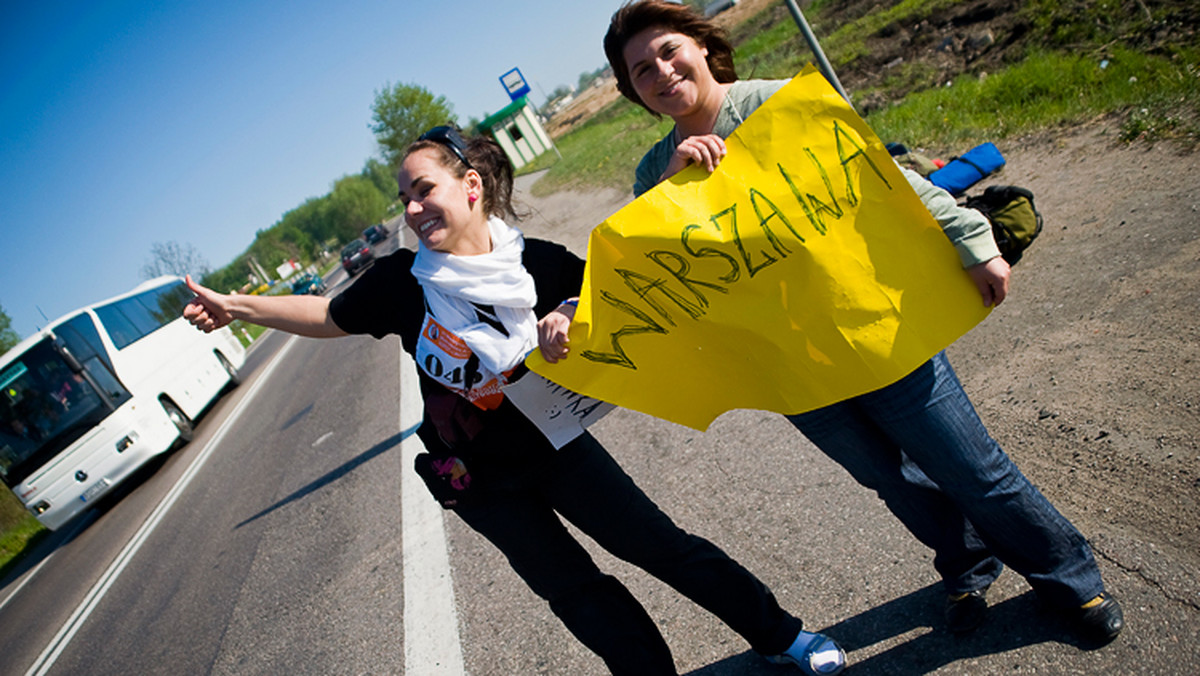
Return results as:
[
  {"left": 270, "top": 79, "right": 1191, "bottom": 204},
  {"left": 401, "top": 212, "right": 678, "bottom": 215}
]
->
[
  {"left": 416, "top": 315, "right": 506, "bottom": 410},
  {"left": 503, "top": 372, "right": 615, "bottom": 449}
]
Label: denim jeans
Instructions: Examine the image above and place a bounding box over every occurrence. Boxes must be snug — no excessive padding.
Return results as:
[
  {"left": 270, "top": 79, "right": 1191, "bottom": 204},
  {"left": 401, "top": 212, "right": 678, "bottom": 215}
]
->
[
  {"left": 452, "top": 430, "right": 801, "bottom": 675},
  {"left": 787, "top": 352, "right": 1104, "bottom": 608}
]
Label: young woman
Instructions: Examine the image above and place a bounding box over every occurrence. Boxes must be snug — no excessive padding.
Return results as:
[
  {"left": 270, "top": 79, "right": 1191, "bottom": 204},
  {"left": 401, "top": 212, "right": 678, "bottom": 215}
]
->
[
  {"left": 183, "top": 128, "right": 846, "bottom": 675},
  {"left": 590, "top": 0, "right": 1123, "bottom": 644}
]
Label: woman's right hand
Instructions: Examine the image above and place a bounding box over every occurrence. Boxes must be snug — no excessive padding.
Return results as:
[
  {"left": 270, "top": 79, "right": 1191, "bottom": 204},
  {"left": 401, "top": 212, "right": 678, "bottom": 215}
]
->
[
  {"left": 966, "top": 256, "right": 1011, "bottom": 307},
  {"left": 537, "top": 301, "right": 577, "bottom": 363},
  {"left": 660, "top": 133, "right": 727, "bottom": 181},
  {"left": 183, "top": 275, "right": 234, "bottom": 333}
]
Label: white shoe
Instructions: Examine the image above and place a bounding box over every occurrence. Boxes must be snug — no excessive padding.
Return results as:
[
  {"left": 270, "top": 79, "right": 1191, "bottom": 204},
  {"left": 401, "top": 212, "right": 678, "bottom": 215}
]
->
[{"left": 765, "top": 630, "right": 846, "bottom": 675}]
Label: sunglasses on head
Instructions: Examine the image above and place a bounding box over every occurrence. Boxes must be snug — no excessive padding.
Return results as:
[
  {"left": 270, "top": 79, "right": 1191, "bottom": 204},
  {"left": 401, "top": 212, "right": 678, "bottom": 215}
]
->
[{"left": 419, "top": 126, "right": 473, "bottom": 171}]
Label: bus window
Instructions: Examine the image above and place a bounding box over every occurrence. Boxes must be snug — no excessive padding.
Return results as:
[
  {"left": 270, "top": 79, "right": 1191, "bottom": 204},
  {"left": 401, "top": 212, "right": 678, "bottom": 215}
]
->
[
  {"left": 59, "top": 313, "right": 112, "bottom": 371},
  {"left": 56, "top": 314, "right": 130, "bottom": 404},
  {"left": 0, "top": 340, "right": 110, "bottom": 487},
  {"left": 95, "top": 281, "right": 192, "bottom": 349},
  {"left": 146, "top": 280, "right": 193, "bottom": 325},
  {"left": 94, "top": 303, "right": 142, "bottom": 350},
  {"left": 125, "top": 296, "right": 162, "bottom": 336}
]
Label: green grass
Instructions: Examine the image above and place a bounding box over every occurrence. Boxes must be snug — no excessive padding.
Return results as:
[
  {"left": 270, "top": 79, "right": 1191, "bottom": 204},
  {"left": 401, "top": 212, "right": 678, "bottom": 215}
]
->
[
  {"left": 0, "top": 487, "right": 33, "bottom": 532},
  {"left": 866, "top": 46, "right": 1200, "bottom": 149},
  {"left": 515, "top": 147, "right": 562, "bottom": 176},
  {"left": 0, "top": 490, "right": 47, "bottom": 578},
  {"left": 230, "top": 320, "right": 267, "bottom": 346},
  {"left": 733, "top": 0, "right": 964, "bottom": 81},
  {"left": 531, "top": 99, "right": 674, "bottom": 196},
  {"left": 732, "top": 12, "right": 809, "bottom": 80}
]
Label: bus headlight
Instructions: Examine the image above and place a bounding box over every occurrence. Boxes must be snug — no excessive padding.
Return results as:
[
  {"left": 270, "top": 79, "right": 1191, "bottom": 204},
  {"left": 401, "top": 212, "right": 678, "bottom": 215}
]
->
[
  {"left": 31, "top": 500, "right": 51, "bottom": 515},
  {"left": 115, "top": 432, "right": 139, "bottom": 453}
]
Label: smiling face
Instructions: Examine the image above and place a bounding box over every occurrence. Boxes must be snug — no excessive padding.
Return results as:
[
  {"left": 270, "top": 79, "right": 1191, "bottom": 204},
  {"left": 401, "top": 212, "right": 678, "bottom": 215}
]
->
[
  {"left": 622, "top": 26, "right": 720, "bottom": 122},
  {"left": 397, "top": 148, "right": 490, "bottom": 256}
]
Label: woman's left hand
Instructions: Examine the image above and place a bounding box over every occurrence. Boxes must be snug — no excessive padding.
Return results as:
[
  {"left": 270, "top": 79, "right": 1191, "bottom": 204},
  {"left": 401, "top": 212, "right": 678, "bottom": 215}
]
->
[
  {"left": 537, "top": 301, "right": 577, "bottom": 363},
  {"left": 967, "top": 256, "right": 1011, "bottom": 307},
  {"left": 661, "top": 133, "right": 727, "bottom": 181}
]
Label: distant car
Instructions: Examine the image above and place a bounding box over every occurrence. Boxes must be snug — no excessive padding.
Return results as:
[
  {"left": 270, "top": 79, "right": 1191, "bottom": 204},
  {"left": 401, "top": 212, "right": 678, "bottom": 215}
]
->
[
  {"left": 290, "top": 272, "right": 327, "bottom": 296},
  {"left": 341, "top": 239, "right": 375, "bottom": 275},
  {"left": 363, "top": 224, "right": 389, "bottom": 244}
]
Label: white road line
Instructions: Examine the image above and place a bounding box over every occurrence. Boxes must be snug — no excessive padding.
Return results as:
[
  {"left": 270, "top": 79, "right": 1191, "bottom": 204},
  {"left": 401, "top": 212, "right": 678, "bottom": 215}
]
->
[
  {"left": 399, "top": 350, "right": 465, "bottom": 674},
  {"left": 0, "top": 556, "right": 52, "bottom": 615},
  {"left": 23, "top": 336, "right": 300, "bottom": 676},
  {"left": 0, "top": 515, "right": 92, "bottom": 615}
]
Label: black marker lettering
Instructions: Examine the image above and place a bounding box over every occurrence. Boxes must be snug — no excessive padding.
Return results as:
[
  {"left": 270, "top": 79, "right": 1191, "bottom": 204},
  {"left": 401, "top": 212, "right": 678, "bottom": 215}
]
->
[
  {"left": 749, "top": 187, "right": 802, "bottom": 253},
  {"left": 646, "top": 249, "right": 727, "bottom": 311},
  {"left": 615, "top": 267, "right": 701, "bottom": 323},
  {"left": 834, "top": 120, "right": 891, "bottom": 207},
  {"left": 580, "top": 290, "right": 669, "bottom": 370},
  {"left": 682, "top": 223, "right": 741, "bottom": 284},
  {"left": 564, "top": 395, "right": 603, "bottom": 419},
  {"left": 717, "top": 204, "right": 779, "bottom": 278}
]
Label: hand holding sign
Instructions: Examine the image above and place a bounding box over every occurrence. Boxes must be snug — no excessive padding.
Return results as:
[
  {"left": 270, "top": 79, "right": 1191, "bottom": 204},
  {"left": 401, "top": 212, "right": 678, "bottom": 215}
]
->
[{"left": 527, "top": 66, "right": 989, "bottom": 430}]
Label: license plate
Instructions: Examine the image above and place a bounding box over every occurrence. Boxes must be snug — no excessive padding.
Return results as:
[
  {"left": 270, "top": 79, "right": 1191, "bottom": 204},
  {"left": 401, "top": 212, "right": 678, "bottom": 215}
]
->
[{"left": 80, "top": 478, "right": 111, "bottom": 503}]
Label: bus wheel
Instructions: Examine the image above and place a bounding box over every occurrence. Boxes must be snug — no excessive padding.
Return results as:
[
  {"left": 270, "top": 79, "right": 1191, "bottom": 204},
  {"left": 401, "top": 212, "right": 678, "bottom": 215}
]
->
[
  {"left": 216, "top": 351, "right": 241, "bottom": 387},
  {"left": 161, "top": 399, "right": 194, "bottom": 443}
]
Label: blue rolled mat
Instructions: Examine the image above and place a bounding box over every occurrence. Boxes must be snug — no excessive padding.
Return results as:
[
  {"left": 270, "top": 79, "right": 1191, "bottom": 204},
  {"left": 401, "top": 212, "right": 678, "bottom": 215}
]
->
[{"left": 928, "top": 142, "right": 1006, "bottom": 195}]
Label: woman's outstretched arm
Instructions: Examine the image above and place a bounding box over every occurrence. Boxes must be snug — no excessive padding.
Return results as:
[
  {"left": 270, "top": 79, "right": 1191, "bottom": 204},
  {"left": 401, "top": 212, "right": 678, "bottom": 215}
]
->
[{"left": 183, "top": 275, "right": 348, "bottom": 338}]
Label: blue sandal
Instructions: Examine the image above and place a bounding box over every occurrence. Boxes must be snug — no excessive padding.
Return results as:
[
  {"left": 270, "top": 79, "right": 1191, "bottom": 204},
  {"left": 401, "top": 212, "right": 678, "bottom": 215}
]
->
[{"left": 765, "top": 630, "right": 847, "bottom": 675}]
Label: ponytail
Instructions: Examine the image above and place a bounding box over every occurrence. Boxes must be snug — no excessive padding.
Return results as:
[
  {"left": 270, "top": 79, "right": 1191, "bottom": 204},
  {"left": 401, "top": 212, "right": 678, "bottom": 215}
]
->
[{"left": 464, "top": 136, "right": 517, "bottom": 221}]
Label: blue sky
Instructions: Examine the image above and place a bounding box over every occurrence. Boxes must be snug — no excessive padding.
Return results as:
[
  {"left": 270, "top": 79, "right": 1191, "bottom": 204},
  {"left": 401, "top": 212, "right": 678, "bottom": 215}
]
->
[{"left": 0, "top": 0, "right": 630, "bottom": 338}]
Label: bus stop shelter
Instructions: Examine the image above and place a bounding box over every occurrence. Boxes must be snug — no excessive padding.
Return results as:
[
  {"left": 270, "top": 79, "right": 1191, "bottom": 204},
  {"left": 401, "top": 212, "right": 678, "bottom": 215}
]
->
[{"left": 476, "top": 96, "right": 554, "bottom": 170}]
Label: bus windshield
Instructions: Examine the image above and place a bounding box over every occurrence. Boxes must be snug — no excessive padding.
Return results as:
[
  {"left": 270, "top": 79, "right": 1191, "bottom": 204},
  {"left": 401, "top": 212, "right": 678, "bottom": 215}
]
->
[{"left": 0, "top": 339, "right": 114, "bottom": 487}]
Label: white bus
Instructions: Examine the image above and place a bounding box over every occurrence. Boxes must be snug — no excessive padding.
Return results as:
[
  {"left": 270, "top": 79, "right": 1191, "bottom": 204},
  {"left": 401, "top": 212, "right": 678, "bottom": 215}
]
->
[{"left": 0, "top": 276, "right": 245, "bottom": 530}]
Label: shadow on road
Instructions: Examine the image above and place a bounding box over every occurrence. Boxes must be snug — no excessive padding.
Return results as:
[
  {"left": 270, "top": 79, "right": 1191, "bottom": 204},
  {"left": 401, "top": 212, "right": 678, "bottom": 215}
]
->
[
  {"left": 234, "top": 423, "right": 419, "bottom": 529},
  {"left": 685, "top": 584, "right": 1098, "bottom": 675}
]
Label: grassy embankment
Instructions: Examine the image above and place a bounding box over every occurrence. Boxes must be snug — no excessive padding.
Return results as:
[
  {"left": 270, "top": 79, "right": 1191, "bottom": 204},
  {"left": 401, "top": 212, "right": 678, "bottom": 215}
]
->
[
  {"left": 0, "top": 490, "right": 48, "bottom": 581},
  {"left": 530, "top": 0, "right": 1197, "bottom": 196}
]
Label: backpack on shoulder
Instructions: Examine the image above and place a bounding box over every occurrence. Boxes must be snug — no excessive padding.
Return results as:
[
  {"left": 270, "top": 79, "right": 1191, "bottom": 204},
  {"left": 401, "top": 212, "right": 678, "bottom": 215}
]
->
[{"left": 964, "top": 185, "right": 1044, "bottom": 266}]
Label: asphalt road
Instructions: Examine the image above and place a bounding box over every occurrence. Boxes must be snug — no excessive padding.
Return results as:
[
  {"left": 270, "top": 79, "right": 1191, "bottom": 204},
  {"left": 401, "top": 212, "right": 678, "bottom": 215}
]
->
[{"left": 0, "top": 193, "right": 1196, "bottom": 675}]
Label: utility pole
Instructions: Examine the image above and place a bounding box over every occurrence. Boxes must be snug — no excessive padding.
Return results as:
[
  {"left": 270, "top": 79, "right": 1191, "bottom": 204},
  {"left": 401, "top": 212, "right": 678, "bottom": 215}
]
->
[
  {"left": 248, "top": 256, "right": 271, "bottom": 287},
  {"left": 782, "top": 0, "right": 852, "bottom": 107}
]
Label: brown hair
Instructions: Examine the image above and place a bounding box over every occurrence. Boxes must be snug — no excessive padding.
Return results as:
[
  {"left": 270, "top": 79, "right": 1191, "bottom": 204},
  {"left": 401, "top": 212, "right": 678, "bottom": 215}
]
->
[
  {"left": 403, "top": 134, "right": 518, "bottom": 221},
  {"left": 604, "top": 0, "right": 738, "bottom": 116}
]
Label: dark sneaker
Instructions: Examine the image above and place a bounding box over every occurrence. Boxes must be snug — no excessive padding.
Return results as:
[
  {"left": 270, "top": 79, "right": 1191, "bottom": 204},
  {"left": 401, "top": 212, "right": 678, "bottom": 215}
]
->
[
  {"left": 945, "top": 587, "right": 989, "bottom": 633},
  {"left": 1068, "top": 593, "right": 1124, "bottom": 644}
]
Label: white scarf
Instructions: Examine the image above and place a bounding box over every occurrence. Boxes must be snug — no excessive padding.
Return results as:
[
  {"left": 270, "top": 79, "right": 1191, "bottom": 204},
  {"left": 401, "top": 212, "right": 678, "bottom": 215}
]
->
[{"left": 411, "top": 216, "right": 538, "bottom": 377}]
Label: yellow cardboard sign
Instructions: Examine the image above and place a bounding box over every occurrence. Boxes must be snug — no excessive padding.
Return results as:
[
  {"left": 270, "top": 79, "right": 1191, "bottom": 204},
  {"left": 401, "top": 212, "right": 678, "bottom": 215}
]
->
[{"left": 527, "top": 66, "right": 989, "bottom": 430}]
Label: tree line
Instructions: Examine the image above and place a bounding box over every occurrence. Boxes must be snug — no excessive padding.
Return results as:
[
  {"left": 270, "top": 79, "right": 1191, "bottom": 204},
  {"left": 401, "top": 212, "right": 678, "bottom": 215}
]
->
[{"left": 0, "top": 302, "right": 18, "bottom": 353}]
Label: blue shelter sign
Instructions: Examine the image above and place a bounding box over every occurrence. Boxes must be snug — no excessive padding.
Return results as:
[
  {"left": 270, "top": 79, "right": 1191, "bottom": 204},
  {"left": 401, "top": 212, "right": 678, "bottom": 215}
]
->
[{"left": 500, "top": 67, "right": 531, "bottom": 102}]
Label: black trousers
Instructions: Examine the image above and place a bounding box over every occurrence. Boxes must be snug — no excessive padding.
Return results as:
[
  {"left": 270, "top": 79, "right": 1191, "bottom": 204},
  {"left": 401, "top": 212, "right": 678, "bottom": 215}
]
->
[{"left": 452, "top": 431, "right": 801, "bottom": 675}]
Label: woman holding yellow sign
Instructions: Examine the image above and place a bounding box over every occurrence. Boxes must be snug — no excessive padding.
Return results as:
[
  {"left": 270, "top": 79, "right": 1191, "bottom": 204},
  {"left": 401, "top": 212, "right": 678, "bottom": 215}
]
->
[
  {"left": 594, "top": 0, "right": 1122, "bottom": 645},
  {"left": 184, "top": 128, "right": 845, "bottom": 675}
]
